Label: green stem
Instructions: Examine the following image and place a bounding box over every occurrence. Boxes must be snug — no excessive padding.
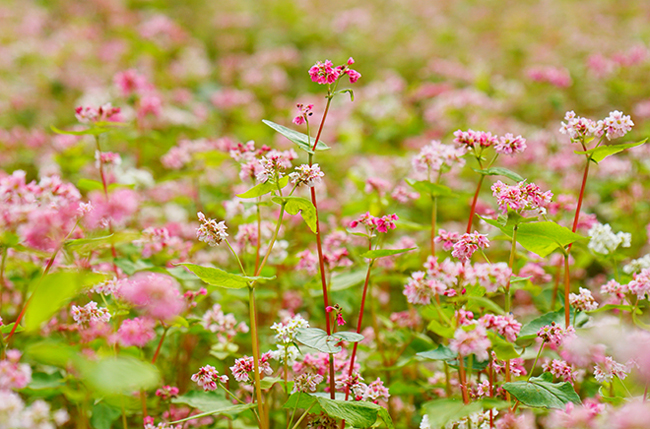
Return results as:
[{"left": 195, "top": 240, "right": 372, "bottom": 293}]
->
[
  {"left": 528, "top": 342, "right": 545, "bottom": 382},
  {"left": 505, "top": 225, "right": 518, "bottom": 313},
  {"left": 248, "top": 286, "right": 266, "bottom": 429},
  {"left": 431, "top": 196, "right": 437, "bottom": 257},
  {"left": 290, "top": 402, "right": 316, "bottom": 429},
  {"left": 255, "top": 204, "right": 286, "bottom": 277},
  {"left": 466, "top": 175, "right": 485, "bottom": 233},
  {"left": 287, "top": 391, "right": 302, "bottom": 429},
  {"left": 225, "top": 240, "right": 247, "bottom": 276},
  {"left": 151, "top": 324, "right": 169, "bottom": 364}
]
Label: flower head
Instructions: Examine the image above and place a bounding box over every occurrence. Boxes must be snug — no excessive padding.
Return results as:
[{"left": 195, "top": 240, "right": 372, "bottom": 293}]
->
[
  {"left": 309, "top": 60, "right": 340, "bottom": 85},
  {"left": 191, "top": 365, "right": 228, "bottom": 391},
  {"left": 196, "top": 212, "right": 228, "bottom": 246}
]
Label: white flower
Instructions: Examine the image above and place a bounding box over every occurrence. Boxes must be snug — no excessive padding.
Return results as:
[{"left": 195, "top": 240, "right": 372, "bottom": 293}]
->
[{"left": 588, "top": 222, "right": 631, "bottom": 255}]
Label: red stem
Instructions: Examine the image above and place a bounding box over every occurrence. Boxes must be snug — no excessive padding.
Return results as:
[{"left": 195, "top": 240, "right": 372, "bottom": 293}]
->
[
  {"left": 466, "top": 175, "right": 485, "bottom": 233},
  {"left": 152, "top": 325, "right": 168, "bottom": 364}
]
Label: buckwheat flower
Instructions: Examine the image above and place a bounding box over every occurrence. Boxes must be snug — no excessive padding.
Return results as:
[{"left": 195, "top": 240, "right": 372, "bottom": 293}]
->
[
  {"left": 77, "top": 201, "right": 94, "bottom": 217},
  {"left": 480, "top": 313, "right": 522, "bottom": 342},
  {"left": 196, "top": 212, "right": 228, "bottom": 246},
  {"left": 543, "top": 359, "right": 580, "bottom": 384},
  {"left": 391, "top": 185, "right": 419, "bottom": 202},
  {"left": 307, "top": 412, "right": 338, "bottom": 429},
  {"left": 420, "top": 414, "right": 431, "bottom": 429},
  {"left": 598, "top": 110, "right": 634, "bottom": 140},
  {"left": 623, "top": 254, "right": 650, "bottom": 274},
  {"left": 95, "top": 150, "right": 122, "bottom": 168},
  {"left": 494, "top": 133, "right": 527, "bottom": 155},
  {"left": 289, "top": 164, "right": 324, "bottom": 187},
  {"left": 435, "top": 229, "right": 460, "bottom": 251},
  {"left": 411, "top": 140, "right": 466, "bottom": 174},
  {"left": 453, "top": 129, "right": 498, "bottom": 149},
  {"left": 271, "top": 314, "right": 309, "bottom": 344},
  {"left": 559, "top": 111, "right": 601, "bottom": 141},
  {"left": 588, "top": 222, "right": 631, "bottom": 255},
  {"left": 326, "top": 306, "right": 346, "bottom": 326},
  {"left": 365, "top": 177, "right": 391, "bottom": 197},
  {"left": 119, "top": 272, "right": 184, "bottom": 321},
  {"left": 0, "top": 391, "right": 25, "bottom": 429},
  {"left": 450, "top": 324, "right": 491, "bottom": 361},
  {"left": 627, "top": 268, "right": 650, "bottom": 300},
  {"left": 594, "top": 356, "right": 631, "bottom": 383},
  {"left": 537, "top": 323, "right": 574, "bottom": 348},
  {"left": 256, "top": 149, "right": 298, "bottom": 183},
  {"left": 114, "top": 69, "right": 150, "bottom": 97},
  {"left": 230, "top": 353, "right": 273, "bottom": 383},
  {"left": 191, "top": 365, "right": 228, "bottom": 391},
  {"left": 375, "top": 213, "right": 398, "bottom": 233},
  {"left": 75, "top": 103, "right": 121, "bottom": 124},
  {"left": 292, "top": 103, "right": 314, "bottom": 125},
  {"left": 491, "top": 180, "right": 552, "bottom": 215},
  {"left": 362, "top": 378, "right": 390, "bottom": 403},
  {"left": 155, "top": 385, "right": 180, "bottom": 400},
  {"left": 403, "top": 271, "right": 436, "bottom": 305},
  {"left": 71, "top": 301, "right": 111, "bottom": 327},
  {"left": 201, "top": 304, "right": 249, "bottom": 342},
  {"left": 569, "top": 287, "right": 599, "bottom": 311},
  {"left": 117, "top": 317, "right": 156, "bottom": 347},
  {"left": 0, "top": 351, "right": 32, "bottom": 390},
  {"left": 346, "top": 69, "right": 361, "bottom": 83},
  {"left": 451, "top": 231, "right": 489, "bottom": 262},
  {"left": 293, "top": 372, "right": 324, "bottom": 393},
  {"left": 309, "top": 60, "right": 340, "bottom": 84}
]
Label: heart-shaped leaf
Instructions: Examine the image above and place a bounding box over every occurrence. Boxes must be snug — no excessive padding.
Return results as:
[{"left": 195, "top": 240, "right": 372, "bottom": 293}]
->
[{"left": 502, "top": 372, "right": 581, "bottom": 409}]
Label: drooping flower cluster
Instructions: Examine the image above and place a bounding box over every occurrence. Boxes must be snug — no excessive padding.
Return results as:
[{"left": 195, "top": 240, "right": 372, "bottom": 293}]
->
[
  {"left": 191, "top": 365, "right": 228, "bottom": 391},
  {"left": 593, "top": 357, "right": 631, "bottom": 383},
  {"left": 292, "top": 103, "right": 314, "bottom": 125},
  {"left": 543, "top": 359, "right": 581, "bottom": 384},
  {"left": 256, "top": 149, "right": 298, "bottom": 183},
  {"left": 491, "top": 180, "right": 553, "bottom": 215},
  {"left": 479, "top": 313, "right": 522, "bottom": 342},
  {"left": 289, "top": 164, "right": 324, "bottom": 188},
  {"left": 451, "top": 231, "right": 490, "bottom": 262},
  {"left": 537, "top": 323, "right": 574, "bottom": 348},
  {"left": 196, "top": 212, "right": 228, "bottom": 246},
  {"left": 626, "top": 268, "right": 650, "bottom": 300},
  {"left": 587, "top": 222, "right": 631, "bottom": 255},
  {"left": 292, "top": 372, "right": 324, "bottom": 393}
]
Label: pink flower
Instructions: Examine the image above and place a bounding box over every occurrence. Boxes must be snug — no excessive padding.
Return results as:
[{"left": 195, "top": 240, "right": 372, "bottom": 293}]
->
[
  {"left": 293, "top": 372, "right": 324, "bottom": 393},
  {"left": 155, "top": 385, "right": 179, "bottom": 400},
  {"left": 451, "top": 231, "right": 489, "bottom": 262},
  {"left": 346, "top": 69, "right": 361, "bottom": 83},
  {"left": 375, "top": 214, "right": 398, "bottom": 233},
  {"left": 480, "top": 313, "right": 521, "bottom": 342},
  {"left": 543, "top": 359, "right": 580, "bottom": 384},
  {"left": 292, "top": 103, "right": 314, "bottom": 125},
  {"left": 569, "top": 287, "right": 598, "bottom": 311},
  {"left": 71, "top": 301, "right": 111, "bottom": 327},
  {"left": 593, "top": 356, "right": 631, "bottom": 383},
  {"left": 230, "top": 354, "right": 273, "bottom": 383},
  {"left": 449, "top": 324, "right": 491, "bottom": 361},
  {"left": 494, "top": 133, "right": 527, "bottom": 155},
  {"left": 491, "top": 180, "right": 553, "bottom": 215},
  {"left": 598, "top": 110, "right": 634, "bottom": 140},
  {"left": 119, "top": 272, "right": 185, "bottom": 321},
  {"left": 196, "top": 212, "right": 228, "bottom": 246},
  {"left": 191, "top": 365, "right": 228, "bottom": 391},
  {"left": 309, "top": 60, "right": 340, "bottom": 84},
  {"left": 412, "top": 140, "right": 466, "bottom": 175},
  {"left": 75, "top": 103, "right": 122, "bottom": 124},
  {"left": 453, "top": 129, "right": 498, "bottom": 149},
  {"left": 435, "top": 229, "right": 460, "bottom": 251},
  {"left": 289, "top": 164, "right": 324, "bottom": 187},
  {"left": 117, "top": 317, "right": 156, "bottom": 347}
]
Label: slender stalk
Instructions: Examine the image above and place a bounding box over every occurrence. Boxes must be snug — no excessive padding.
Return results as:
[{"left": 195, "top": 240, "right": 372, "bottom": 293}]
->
[
  {"left": 255, "top": 205, "right": 286, "bottom": 276},
  {"left": 343, "top": 259, "right": 375, "bottom": 401},
  {"left": 152, "top": 325, "right": 169, "bottom": 364},
  {"left": 504, "top": 226, "right": 518, "bottom": 313},
  {"left": 466, "top": 175, "right": 485, "bottom": 233},
  {"left": 248, "top": 286, "right": 267, "bottom": 429},
  {"left": 254, "top": 198, "right": 262, "bottom": 273},
  {"left": 564, "top": 255, "right": 571, "bottom": 327},
  {"left": 458, "top": 354, "right": 470, "bottom": 404},
  {"left": 528, "top": 342, "right": 545, "bottom": 382},
  {"left": 140, "top": 389, "right": 148, "bottom": 418},
  {"left": 290, "top": 402, "right": 316, "bottom": 429},
  {"left": 431, "top": 196, "right": 437, "bottom": 257},
  {"left": 551, "top": 258, "right": 562, "bottom": 310},
  {"left": 94, "top": 136, "right": 120, "bottom": 276}
]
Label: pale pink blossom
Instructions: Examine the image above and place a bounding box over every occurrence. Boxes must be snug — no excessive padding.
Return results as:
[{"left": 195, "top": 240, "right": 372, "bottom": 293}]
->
[
  {"left": 117, "top": 317, "right": 156, "bottom": 347},
  {"left": 191, "top": 365, "right": 228, "bottom": 391},
  {"left": 119, "top": 272, "right": 185, "bottom": 321},
  {"left": 450, "top": 324, "right": 491, "bottom": 361}
]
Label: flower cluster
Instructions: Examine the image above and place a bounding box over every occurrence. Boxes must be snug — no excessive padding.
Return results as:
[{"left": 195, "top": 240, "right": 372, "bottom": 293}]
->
[
  {"left": 349, "top": 212, "right": 398, "bottom": 234},
  {"left": 292, "top": 103, "right": 314, "bottom": 125},
  {"left": 309, "top": 57, "right": 360, "bottom": 85},
  {"left": 569, "top": 287, "right": 598, "bottom": 311},
  {"left": 75, "top": 103, "right": 122, "bottom": 124},
  {"left": 201, "top": 304, "right": 249, "bottom": 343},
  {"left": 479, "top": 313, "right": 522, "bottom": 342},
  {"left": 588, "top": 222, "right": 631, "bottom": 255},
  {"left": 230, "top": 353, "right": 273, "bottom": 383},
  {"left": 451, "top": 231, "right": 490, "bottom": 262},
  {"left": 289, "top": 164, "right": 324, "bottom": 188},
  {"left": 256, "top": 149, "right": 298, "bottom": 183},
  {"left": 119, "top": 272, "right": 185, "bottom": 321},
  {"left": 191, "top": 365, "right": 228, "bottom": 391},
  {"left": 411, "top": 140, "right": 466, "bottom": 175},
  {"left": 196, "top": 212, "right": 228, "bottom": 246},
  {"left": 537, "top": 323, "right": 574, "bottom": 347},
  {"left": 449, "top": 324, "right": 491, "bottom": 361},
  {"left": 491, "top": 180, "right": 553, "bottom": 215},
  {"left": 70, "top": 301, "right": 111, "bottom": 327},
  {"left": 560, "top": 110, "right": 634, "bottom": 141}
]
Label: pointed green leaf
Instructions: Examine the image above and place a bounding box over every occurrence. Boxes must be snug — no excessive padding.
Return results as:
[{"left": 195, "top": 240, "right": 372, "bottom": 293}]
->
[
  {"left": 405, "top": 179, "right": 455, "bottom": 197},
  {"left": 78, "top": 356, "right": 160, "bottom": 396},
  {"left": 236, "top": 176, "right": 290, "bottom": 199},
  {"left": 51, "top": 124, "right": 108, "bottom": 136},
  {"left": 417, "top": 344, "right": 456, "bottom": 361},
  {"left": 422, "top": 398, "right": 483, "bottom": 428},
  {"left": 472, "top": 167, "right": 524, "bottom": 182},
  {"left": 179, "top": 263, "right": 248, "bottom": 289},
  {"left": 295, "top": 328, "right": 342, "bottom": 354},
  {"left": 24, "top": 271, "right": 105, "bottom": 332},
  {"left": 331, "top": 331, "right": 364, "bottom": 343},
  {"left": 518, "top": 308, "right": 589, "bottom": 340},
  {"left": 482, "top": 217, "right": 585, "bottom": 258},
  {"left": 574, "top": 138, "right": 647, "bottom": 163},
  {"left": 488, "top": 332, "right": 520, "bottom": 360},
  {"left": 263, "top": 120, "right": 329, "bottom": 154},
  {"left": 272, "top": 196, "right": 317, "bottom": 233},
  {"left": 171, "top": 391, "right": 256, "bottom": 422},
  {"left": 316, "top": 396, "right": 388, "bottom": 428},
  {"left": 502, "top": 372, "right": 581, "bottom": 409},
  {"left": 360, "top": 247, "right": 417, "bottom": 259}
]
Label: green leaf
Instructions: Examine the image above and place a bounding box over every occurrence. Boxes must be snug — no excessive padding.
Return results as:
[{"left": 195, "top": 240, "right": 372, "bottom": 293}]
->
[
  {"left": 574, "top": 138, "right": 647, "bottom": 163},
  {"left": 472, "top": 167, "right": 524, "bottom": 182},
  {"left": 283, "top": 392, "right": 320, "bottom": 410},
  {"left": 0, "top": 323, "right": 24, "bottom": 335},
  {"left": 171, "top": 391, "right": 256, "bottom": 423},
  {"left": 330, "top": 270, "right": 367, "bottom": 292},
  {"left": 587, "top": 303, "right": 641, "bottom": 315},
  {"left": 90, "top": 403, "right": 122, "bottom": 429},
  {"left": 417, "top": 345, "right": 456, "bottom": 361},
  {"left": 51, "top": 124, "right": 108, "bottom": 136},
  {"left": 236, "top": 176, "right": 290, "bottom": 198},
  {"left": 426, "top": 319, "right": 455, "bottom": 338},
  {"left": 518, "top": 308, "right": 589, "bottom": 340},
  {"left": 65, "top": 234, "right": 114, "bottom": 252},
  {"left": 465, "top": 296, "right": 505, "bottom": 315},
  {"left": 259, "top": 377, "right": 283, "bottom": 390},
  {"left": 488, "top": 332, "right": 521, "bottom": 360},
  {"left": 76, "top": 178, "right": 105, "bottom": 192},
  {"left": 316, "top": 396, "right": 388, "bottom": 428},
  {"left": 482, "top": 218, "right": 584, "bottom": 258},
  {"left": 26, "top": 341, "right": 79, "bottom": 367},
  {"left": 263, "top": 120, "right": 329, "bottom": 154},
  {"left": 295, "top": 328, "right": 363, "bottom": 354},
  {"left": 78, "top": 357, "right": 160, "bottom": 396},
  {"left": 422, "top": 398, "right": 483, "bottom": 428},
  {"left": 24, "top": 271, "right": 105, "bottom": 332},
  {"left": 404, "top": 179, "right": 455, "bottom": 197},
  {"left": 272, "top": 196, "right": 317, "bottom": 233},
  {"left": 179, "top": 263, "right": 249, "bottom": 289},
  {"left": 360, "top": 247, "right": 417, "bottom": 259},
  {"left": 502, "top": 372, "right": 581, "bottom": 409}
]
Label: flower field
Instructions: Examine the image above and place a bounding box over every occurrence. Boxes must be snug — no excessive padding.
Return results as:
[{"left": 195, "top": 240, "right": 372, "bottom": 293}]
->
[{"left": 3, "top": 1, "right": 650, "bottom": 428}]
